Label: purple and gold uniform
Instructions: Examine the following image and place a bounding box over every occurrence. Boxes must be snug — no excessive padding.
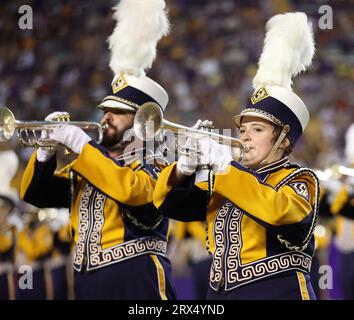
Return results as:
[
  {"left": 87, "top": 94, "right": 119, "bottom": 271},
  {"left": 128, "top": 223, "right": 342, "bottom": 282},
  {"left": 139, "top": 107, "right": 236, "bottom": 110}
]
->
[
  {"left": 48, "top": 222, "right": 74, "bottom": 300},
  {"left": 0, "top": 227, "right": 16, "bottom": 300},
  {"left": 20, "top": 142, "right": 175, "bottom": 299},
  {"left": 154, "top": 157, "right": 319, "bottom": 299},
  {"left": 15, "top": 222, "right": 53, "bottom": 300},
  {"left": 330, "top": 183, "right": 354, "bottom": 299},
  {"left": 171, "top": 221, "right": 212, "bottom": 299}
]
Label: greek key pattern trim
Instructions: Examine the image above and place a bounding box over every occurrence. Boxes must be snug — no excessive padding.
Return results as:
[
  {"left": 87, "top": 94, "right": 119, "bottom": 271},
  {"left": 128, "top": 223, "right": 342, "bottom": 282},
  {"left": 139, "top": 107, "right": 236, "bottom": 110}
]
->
[
  {"left": 225, "top": 203, "right": 243, "bottom": 282},
  {"left": 224, "top": 252, "right": 312, "bottom": 291},
  {"left": 73, "top": 184, "right": 93, "bottom": 271},
  {"left": 209, "top": 199, "right": 232, "bottom": 288},
  {"left": 73, "top": 184, "right": 167, "bottom": 272},
  {"left": 209, "top": 200, "right": 312, "bottom": 291},
  {"left": 88, "top": 237, "right": 167, "bottom": 271}
]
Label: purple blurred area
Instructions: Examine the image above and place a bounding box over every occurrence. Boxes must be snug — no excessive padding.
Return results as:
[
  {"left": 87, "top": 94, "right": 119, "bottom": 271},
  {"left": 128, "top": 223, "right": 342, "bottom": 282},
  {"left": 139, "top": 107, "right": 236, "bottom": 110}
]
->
[{"left": 0, "top": 0, "right": 353, "bottom": 168}]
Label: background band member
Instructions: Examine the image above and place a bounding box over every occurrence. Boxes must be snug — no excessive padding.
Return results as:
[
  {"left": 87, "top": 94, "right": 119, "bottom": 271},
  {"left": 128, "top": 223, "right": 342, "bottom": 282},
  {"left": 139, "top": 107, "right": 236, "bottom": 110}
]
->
[
  {"left": 330, "top": 123, "right": 354, "bottom": 300},
  {"left": 168, "top": 221, "right": 212, "bottom": 299},
  {"left": 15, "top": 207, "right": 53, "bottom": 300},
  {"left": 0, "top": 150, "right": 22, "bottom": 300}
]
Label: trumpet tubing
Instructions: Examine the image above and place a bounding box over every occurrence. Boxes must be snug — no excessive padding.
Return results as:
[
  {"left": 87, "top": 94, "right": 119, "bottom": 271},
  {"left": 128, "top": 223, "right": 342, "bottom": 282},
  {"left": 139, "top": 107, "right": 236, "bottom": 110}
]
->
[
  {"left": 134, "top": 102, "right": 249, "bottom": 162},
  {"left": 0, "top": 107, "right": 103, "bottom": 148}
]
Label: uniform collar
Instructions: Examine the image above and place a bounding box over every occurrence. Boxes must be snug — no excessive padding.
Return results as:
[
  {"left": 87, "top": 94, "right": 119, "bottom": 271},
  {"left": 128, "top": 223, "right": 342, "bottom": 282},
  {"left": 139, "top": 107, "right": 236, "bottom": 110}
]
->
[{"left": 255, "top": 157, "right": 290, "bottom": 180}]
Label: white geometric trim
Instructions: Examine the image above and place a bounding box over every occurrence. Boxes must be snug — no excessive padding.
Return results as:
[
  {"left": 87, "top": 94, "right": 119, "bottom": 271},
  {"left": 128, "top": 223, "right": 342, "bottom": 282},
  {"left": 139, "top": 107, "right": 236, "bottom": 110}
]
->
[
  {"left": 209, "top": 194, "right": 313, "bottom": 292},
  {"left": 73, "top": 184, "right": 167, "bottom": 272}
]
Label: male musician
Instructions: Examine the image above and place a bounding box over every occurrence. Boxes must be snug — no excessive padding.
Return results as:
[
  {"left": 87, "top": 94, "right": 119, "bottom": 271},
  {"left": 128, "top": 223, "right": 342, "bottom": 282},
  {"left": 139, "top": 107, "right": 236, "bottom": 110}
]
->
[
  {"left": 154, "top": 12, "right": 319, "bottom": 299},
  {"left": 20, "top": 0, "right": 176, "bottom": 299}
]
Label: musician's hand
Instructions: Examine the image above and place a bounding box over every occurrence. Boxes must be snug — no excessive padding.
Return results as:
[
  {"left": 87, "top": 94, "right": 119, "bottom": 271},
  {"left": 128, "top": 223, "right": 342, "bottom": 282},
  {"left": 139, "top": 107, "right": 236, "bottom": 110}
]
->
[
  {"left": 176, "top": 137, "right": 199, "bottom": 176},
  {"left": 198, "top": 120, "right": 214, "bottom": 132},
  {"left": 198, "top": 136, "right": 232, "bottom": 173},
  {"left": 37, "top": 111, "right": 69, "bottom": 162},
  {"left": 49, "top": 125, "right": 91, "bottom": 154},
  {"left": 176, "top": 119, "right": 213, "bottom": 176}
]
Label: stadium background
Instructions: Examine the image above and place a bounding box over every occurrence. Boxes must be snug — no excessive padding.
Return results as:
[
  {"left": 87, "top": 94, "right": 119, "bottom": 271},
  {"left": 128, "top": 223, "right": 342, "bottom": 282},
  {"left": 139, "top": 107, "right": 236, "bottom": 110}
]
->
[{"left": 0, "top": 0, "right": 353, "bottom": 300}]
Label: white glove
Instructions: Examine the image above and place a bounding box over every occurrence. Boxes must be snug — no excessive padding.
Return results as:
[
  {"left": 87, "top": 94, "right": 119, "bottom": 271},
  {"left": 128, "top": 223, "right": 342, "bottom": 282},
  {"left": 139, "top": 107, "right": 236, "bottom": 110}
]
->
[
  {"left": 176, "top": 119, "right": 213, "bottom": 176},
  {"left": 37, "top": 111, "right": 70, "bottom": 162},
  {"left": 49, "top": 125, "right": 91, "bottom": 154},
  {"left": 198, "top": 136, "right": 232, "bottom": 173},
  {"left": 198, "top": 120, "right": 214, "bottom": 132},
  {"left": 176, "top": 137, "right": 199, "bottom": 176}
]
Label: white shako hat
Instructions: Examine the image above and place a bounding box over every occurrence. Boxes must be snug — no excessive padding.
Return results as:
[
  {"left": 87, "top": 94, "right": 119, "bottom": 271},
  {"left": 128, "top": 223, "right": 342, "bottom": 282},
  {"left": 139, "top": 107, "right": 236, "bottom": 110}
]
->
[
  {"left": 233, "top": 12, "right": 315, "bottom": 146},
  {"left": 345, "top": 123, "right": 354, "bottom": 166},
  {"left": 98, "top": 0, "right": 170, "bottom": 113}
]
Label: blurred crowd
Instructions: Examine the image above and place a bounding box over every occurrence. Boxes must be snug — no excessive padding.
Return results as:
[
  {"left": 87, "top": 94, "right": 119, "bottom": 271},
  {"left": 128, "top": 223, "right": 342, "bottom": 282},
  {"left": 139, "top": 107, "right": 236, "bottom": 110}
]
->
[
  {"left": 0, "top": 0, "right": 353, "bottom": 168},
  {"left": 0, "top": 0, "right": 354, "bottom": 300}
]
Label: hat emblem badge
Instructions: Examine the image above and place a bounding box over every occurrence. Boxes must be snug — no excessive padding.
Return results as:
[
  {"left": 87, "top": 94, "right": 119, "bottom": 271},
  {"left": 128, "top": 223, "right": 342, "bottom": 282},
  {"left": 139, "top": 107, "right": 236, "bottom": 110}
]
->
[
  {"left": 251, "top": 87, "right": 269, "bottom": 104},
  {"left": 112, "top": 74, "right": 129, "bottom": 94}
]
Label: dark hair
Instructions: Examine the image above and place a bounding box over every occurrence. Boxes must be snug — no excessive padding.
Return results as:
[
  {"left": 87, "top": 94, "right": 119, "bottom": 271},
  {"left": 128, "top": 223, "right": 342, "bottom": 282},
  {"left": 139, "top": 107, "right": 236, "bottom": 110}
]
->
[{"left": 272, "top": 125, "right": 294, "bottom": 156}]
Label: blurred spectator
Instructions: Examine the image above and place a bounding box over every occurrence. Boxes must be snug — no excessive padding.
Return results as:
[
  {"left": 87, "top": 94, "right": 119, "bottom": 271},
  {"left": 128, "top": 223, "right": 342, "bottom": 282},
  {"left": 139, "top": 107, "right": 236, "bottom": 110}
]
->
[
  {"left": 1, "top": 0, "right": 353, "bottom": 300},
  {"left": 1, "top": 0, "right": 353, "bottom": 169}
]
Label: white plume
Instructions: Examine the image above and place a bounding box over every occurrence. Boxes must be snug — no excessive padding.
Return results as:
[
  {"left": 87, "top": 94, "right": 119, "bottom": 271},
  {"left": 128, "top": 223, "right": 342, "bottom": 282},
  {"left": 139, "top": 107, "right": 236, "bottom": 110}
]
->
[
  {"left": 345, "top": 123, "right": 354, "bottom": 165},
  {"left": 0, "top": 150, "right": 19, "bottom": 204},
  {"left": 108, "top": 0, "right": 170, "bottom": 77},
  {"left": 253, "top": 12, "right": 315, "bottom": 90},
  {"left": 0, "top": 150, "right": 19, "bottom": 187}
]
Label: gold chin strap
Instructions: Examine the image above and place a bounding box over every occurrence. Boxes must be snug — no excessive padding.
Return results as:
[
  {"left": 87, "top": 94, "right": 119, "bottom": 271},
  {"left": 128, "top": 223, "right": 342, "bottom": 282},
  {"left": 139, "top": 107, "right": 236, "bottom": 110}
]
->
[{"left": 260, "top": 125, "right": 290, "bottom": 166}]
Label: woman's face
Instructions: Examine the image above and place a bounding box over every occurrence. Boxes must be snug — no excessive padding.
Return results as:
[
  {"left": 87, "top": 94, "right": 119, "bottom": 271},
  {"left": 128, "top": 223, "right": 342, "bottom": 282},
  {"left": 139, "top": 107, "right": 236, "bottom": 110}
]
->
[{"left": 239, "top": 116, "right": 282, "bottom": 169}]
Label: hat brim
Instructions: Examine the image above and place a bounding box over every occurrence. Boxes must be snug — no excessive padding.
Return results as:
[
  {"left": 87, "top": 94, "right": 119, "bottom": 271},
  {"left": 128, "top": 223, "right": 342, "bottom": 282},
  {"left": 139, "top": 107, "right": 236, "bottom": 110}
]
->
[
  {"left": 97, "top": 99, "right": 136, "bottom": 112},
  {"left": 232, "top": 111, "right": 279, "bottom": 128}
]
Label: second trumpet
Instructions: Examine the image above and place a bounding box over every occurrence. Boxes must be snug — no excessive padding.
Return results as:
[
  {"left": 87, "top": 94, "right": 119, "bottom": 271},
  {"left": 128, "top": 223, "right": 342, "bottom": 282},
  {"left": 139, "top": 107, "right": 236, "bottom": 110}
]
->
[
  {"left": 0, "top": 107, "right": 103, "bottom": 148},
  {"left": 133, "top": 102, "right": 249, "bottom": 162}
]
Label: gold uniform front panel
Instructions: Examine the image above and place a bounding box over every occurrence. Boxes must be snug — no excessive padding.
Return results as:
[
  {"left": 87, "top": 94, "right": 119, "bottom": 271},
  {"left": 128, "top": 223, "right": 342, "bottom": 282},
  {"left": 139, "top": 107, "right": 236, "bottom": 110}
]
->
[
  {"left": 331, "top": 185, "right": 354, "bottom": 250},
  {"left": 154, "top": 158, "right": 319, "bottom": 291},
  {"left": 21, "top": 142, "right": 169, "bottom": 272}
]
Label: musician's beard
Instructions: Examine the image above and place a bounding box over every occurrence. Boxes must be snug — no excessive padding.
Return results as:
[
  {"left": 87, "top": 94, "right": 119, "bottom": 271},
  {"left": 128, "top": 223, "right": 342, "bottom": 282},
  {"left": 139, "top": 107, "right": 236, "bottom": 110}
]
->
[
  {"left": 101, "top": 132, "right": 123, "bottom": 148},
  {"left": 101, "top": 123, "right": 133, "bottom": 151}
]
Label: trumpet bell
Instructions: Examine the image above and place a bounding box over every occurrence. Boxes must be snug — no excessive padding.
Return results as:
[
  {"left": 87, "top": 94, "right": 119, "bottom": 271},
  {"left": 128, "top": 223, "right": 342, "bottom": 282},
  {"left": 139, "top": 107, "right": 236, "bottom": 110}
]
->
[
  {"left": 134, "top": 102, "right": 163, "bottom": 141},
  {"left": 133, "top": 101, "right": 248, "bottom": 162},
  {"left": 0, "top": 107, "right": 103, "bottom": 149},
  {"left": 0, "top": 108, "right": 16, "bottom": 142}
]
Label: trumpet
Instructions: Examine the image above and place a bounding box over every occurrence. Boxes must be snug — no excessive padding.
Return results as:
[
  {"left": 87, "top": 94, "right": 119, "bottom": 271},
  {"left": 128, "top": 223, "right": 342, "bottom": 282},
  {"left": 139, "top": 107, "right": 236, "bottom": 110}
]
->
[
  {"left": 134, "top": 102, "right": 249, "bottom": 162},
  {"left": 0, "top": 107, "right": 103, "bottom": 148}
]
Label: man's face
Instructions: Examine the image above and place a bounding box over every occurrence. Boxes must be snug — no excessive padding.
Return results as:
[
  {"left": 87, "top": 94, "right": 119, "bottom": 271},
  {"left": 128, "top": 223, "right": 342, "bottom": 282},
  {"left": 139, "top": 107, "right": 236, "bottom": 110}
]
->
[{"left": 100, "top": 108, "right": 135, "bottom": 147}]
